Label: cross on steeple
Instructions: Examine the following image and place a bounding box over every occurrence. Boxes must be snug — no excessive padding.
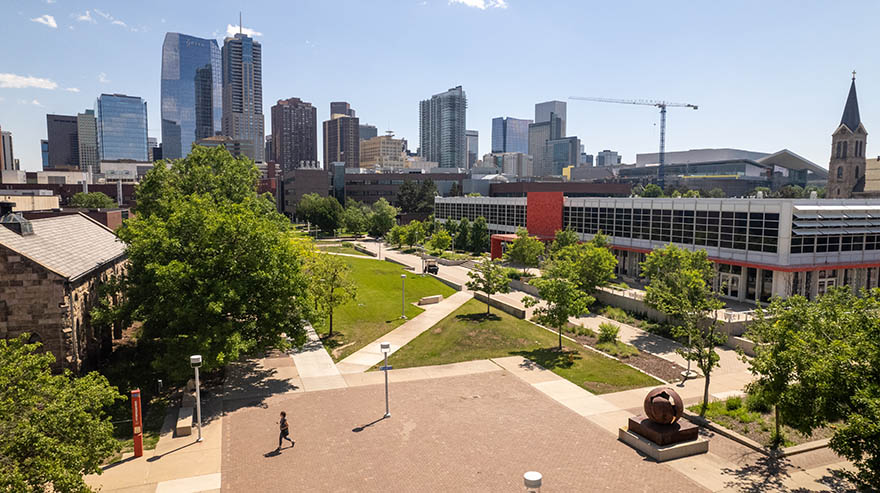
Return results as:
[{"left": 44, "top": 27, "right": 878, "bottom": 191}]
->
[{"left": 853, "top": 70, "right": 857, "bottom": 81}]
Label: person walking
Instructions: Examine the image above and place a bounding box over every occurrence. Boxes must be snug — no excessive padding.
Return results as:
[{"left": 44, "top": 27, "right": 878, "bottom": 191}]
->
[{"left": 277, "top": 411, "right": 293, "bottom": 451}]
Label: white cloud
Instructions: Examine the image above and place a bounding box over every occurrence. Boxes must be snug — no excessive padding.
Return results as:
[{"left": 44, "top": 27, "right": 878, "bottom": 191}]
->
[
  {"left": 75, "top": 10, "right": 96, "bottom": 23},
  {"left": 93, "top": 9, "right": 112, "bottom": 20},
  {"left": 226, "top": 24, "right": 263, "bottom": 37},
  {"left": 65, "top": 87, "right": 80, "bottom": 93},
  {"left": 448, "top": 0, "right": 507, "bottom": 9},
  {"left": 46, "top": 0, "right": 56, "bottom": 4},
  {"left": 111, "top": 19, "right": 127, "bottom": 28},
  {"left": 31, "top": 14, "right": 57, "bottom": 28},
  {"left": 0, "top": 73, "right": 58, "bottom": 89},
  {"left": 31, "top": 99, "right": 43, "bottom": 107},
  {"left": 19, "top": 99, "right": 43, "bottom": 107},
  {"left": 98, "top": 72, "right": 110, "bottom": 83}
]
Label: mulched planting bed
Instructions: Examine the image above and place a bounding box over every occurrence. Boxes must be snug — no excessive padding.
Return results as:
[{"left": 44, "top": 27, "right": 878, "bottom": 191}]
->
[{"left": 563, "top": 326, "right": 688, "bottom": 383}]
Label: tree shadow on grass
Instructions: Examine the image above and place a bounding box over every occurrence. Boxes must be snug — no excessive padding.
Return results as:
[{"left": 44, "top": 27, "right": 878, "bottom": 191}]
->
[
  {"left": 720, "top": 455, "right": 793, "bottom": 493},
  {"left": 455, "top": 312, "right": 501, "bottom": 322},
  {"left": 319, "top": 332, "right": 346, "bottom": 351},
  {"left": 511, "top": 347, "right": 581, "bottom": 371}
]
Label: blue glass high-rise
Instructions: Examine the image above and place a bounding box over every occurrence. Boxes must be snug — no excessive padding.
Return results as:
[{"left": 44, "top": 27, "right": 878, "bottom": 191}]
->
[
  {"left": 491, "top": 117, "right": 531, "bottom": 154},
  {"left": 161, "top": 33, "right": 222, "bottom": 160},
  {"left": 96, "top": 94, "right": 148, "bottom": 161}
]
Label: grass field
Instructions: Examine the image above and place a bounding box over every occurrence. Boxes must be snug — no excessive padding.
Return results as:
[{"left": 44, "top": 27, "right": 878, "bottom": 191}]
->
[
  {"left": 315, "top": 256, "right": 456, "bottom": 361},
  {"left": 317, "top": 245, "right": 369, "bottom": 256},
  {"left": 385, "top": 298, "right": 659, "bottom": 394}
]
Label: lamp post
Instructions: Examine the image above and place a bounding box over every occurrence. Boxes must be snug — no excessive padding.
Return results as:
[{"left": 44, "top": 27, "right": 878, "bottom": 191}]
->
[
  {"left": 190, "top": 355, "right": 203, "bottom": 442},
  {"left": 524, "top": 471, "right": 542, "bottom": 492},
  {"left": 400, "top": 274, "right": 407, "bottom": 319},
  {"left": 380, "top": 342, "right": 392, "bottom": 418}
]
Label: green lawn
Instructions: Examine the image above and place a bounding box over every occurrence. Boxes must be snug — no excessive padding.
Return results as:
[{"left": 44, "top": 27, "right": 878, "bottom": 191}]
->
[
  {"left": 385, "top": 298, "right": 660, "bottom": 394},
  {"left": 315, "top": 256, "right": 456, "bottom": 361},
  {"left": 317, "top": 245, "right": 369, "bottom": 256}
]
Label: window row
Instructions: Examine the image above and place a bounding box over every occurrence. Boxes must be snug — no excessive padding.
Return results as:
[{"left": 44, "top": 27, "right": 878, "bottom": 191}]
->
[
  {"left": 791, "top": 234, "right": 880, "bottom": 253},
  {"left": 435, "top": 202, "right": 526, "bottom": 227}
]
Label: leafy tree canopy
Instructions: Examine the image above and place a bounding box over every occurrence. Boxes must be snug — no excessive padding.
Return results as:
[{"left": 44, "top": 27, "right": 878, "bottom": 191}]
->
[
  {"left": 469, "top": 216, "right": 489, "bottom": 253},
  {"left": 398, "top": 179, "right": 437, "bottom": 213},
  {"left": 0, "top": 335, "right": 123, "bottom": 492},
  {"left": 69, "top": 191, "right": 117, "bottom": 209},
  {"left": 640, "top": 183, "right": 664, "bottom": 197},
  {"left": 466, "top": 257, "right": 510, "bottom": 314},
  {"left": 367, "top": 198, "right": 398, "bottom": 238},
  {"left": 298, "top": 194, "right": 343, "bottom": 234},
  {"left": 503, "top": 227, "right": 544, "bottom": 273},
  {"left": 547, "top": 233, "right": 616, "bottom": 295}
]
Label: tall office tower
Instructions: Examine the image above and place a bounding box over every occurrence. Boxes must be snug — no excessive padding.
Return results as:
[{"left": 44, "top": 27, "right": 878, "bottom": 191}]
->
[
  {"left": 271, "top": 98, "right": 318, "bottom": 170},
  {"left": 77, "top": 110, "right": 99, "bottom": 173},
  {"left": 419, "top": 86, "right": 467, "bottom": 168},
  {"left": 535, "top": 101, "right": 567, "bottom": 137},
  {"left": 39, "top": 139, "right": 48, "bottom": 169},
  {"left": 466, "top": 129, "right": 479, "bottom": 169},
  {"left": 359, "top": 133, "right": 408, "bottom": 168},
  {"left": 96, "top": 94, "right": 149, "bottom": 161},
  {"left": 491, "top": 117, "right": 532, "bottom": 154},
  {"left": 46, "top": 114, "right": 80, "bottom": 169},
  {"left": 222, "top": 33, "right": 264, "bottom": 162},
  {"left": 147, "top": 137, "right": 158, "bottom": 161},
  {"left": 1, "top": 129, "right": 14, "bottom": 171},
  {"left": 528, "top": 113, "right": 563, "bottom": 176},
  {"left": 330, "top": 101, "right": 355, "bottom": 118},
  {"left": 545, "top": 136, "right": 580, "bottom": 175},
  {"left": 323, "top": 114, "right": 360, "bottom": 169},
  {"left": 265, "top": 135, "right": 274, "bottom": 162},
  {"left": 161, "top": 33, "right": 222, "bottom": 160},
  {"left": 596, "top": 150, "right": 621, "bottom": 167},
  {"left": 359, "top": 124, "right": 378, "bottom": 141}
]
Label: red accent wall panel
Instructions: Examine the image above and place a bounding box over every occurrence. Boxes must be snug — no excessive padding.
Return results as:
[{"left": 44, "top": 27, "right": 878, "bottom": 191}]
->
[{"left": 526, "top": 192, "right": 563, "bottom": 237}]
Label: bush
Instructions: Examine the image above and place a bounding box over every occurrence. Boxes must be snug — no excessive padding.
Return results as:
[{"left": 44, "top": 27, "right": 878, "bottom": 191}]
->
[
  {"left": 598, "top": 322, "right": 620, "bottom": 343},
  {"left": 504, "top": 268, "right": 522, "bottom": 281},
  {"left": 599, "top": 306, "right": 634, "bottom": 325},
  {"left": 745, "top": 392, "right": 771, "bottom": 414},
  {"left": 726, "top": 396, "right": 743, "bottom": 411},
  {"left": 341, "top": 241, "right": 353, "bottom": 248}
]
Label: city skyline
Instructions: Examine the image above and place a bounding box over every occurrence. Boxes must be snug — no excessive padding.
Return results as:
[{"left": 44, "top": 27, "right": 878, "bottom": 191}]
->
[{"left": 1, "top": 1, "right": 878, "bottom": 171}]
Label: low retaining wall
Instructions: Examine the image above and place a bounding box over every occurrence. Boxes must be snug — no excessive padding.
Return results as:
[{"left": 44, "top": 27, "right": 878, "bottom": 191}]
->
[
  {"left": 352, "top": 244, "right": 377, "bottom": 257},
  {"left": 474, "top": 292, "right": 525, "bottom": 319},
  {"left": 509, "top": 279, "right": 539, "bottom": 297},
  {"left": 430, "top": 274, "right": 464, "bottom": 292},
  {"left": 384, "top": 257, "right": 414, "bottom": 270}
]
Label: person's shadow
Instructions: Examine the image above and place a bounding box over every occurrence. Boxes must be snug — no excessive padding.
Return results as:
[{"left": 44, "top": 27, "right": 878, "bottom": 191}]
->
[{"left": 264, "top": 442, "right": 294, "bottom": 457}]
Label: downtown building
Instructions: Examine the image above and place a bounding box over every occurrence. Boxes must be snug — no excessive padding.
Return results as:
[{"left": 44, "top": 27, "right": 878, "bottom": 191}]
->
[
  {"left": 323, "top": 104, "right": 360, "bottom": 169},
  {"left": 77, "top": 110, "right": 99, "bottom": 174},
  {"left": 161, "top": 32, "right": 222, "bottom": 160},
  {"left": 419, "top": 86, "right": 467, "bottom": 168},
  {"left": 271, "top": 98, "right": 318, "bottom": 170},
  {"left": 221, "top": 33, "right": 264, "bottom": 162},
  {"left": 96, "top": 94, "right": 149, "bottom": 162},
  {"left": 45, "top": 114, "right": 79, "bottom": 170},
  {"left": 0, "top": 128, "right": 15, "bottom": 171},
  {"left": 491, "top": 117, "right": 531, "bottom": 154},
  {"left": 360, "top": 133, "right": 407, "bottom": 168},
  {"left": 466, "top": 130, "right": 479, "bottom": 169}
]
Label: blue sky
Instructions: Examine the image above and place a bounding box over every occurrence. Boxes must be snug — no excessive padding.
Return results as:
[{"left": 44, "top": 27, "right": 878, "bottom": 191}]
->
[{"left": 2, "top": 0, "right": 878, "bottom": 171}]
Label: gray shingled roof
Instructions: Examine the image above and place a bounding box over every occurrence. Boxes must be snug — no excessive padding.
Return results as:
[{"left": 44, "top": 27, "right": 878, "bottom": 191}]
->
[
  {"left": 841, "top": 79, "right": 861, "bottom": 132},
  {"left": 0, "top": 213, "right": 126, "bottom": 280}
]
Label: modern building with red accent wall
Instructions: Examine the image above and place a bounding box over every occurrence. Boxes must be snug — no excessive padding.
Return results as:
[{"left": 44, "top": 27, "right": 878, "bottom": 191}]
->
[{"left": 435, "top": 192, "right": 880, "bottom": 304}]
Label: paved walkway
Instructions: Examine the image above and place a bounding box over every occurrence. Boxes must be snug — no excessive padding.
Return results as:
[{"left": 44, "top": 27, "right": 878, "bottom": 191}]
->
[
  {"left": 336, "top": 290, "right": 473, "bottom": 374},
  {"left": 290, "top": 324, "right": 348, "bottom": 392}
]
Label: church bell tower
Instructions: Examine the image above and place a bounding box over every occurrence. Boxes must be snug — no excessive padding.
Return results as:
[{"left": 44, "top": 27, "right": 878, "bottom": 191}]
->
[{"left": 827, "top": 72, "right": 867, "bottom": 198}]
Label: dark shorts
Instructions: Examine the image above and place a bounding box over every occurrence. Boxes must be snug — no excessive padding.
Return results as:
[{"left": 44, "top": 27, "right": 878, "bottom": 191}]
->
[{"left": 280, "top": 429, "right": 289, "bottom": 437}]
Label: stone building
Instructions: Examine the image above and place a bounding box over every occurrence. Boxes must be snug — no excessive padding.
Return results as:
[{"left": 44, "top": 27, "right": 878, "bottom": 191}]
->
[
  {"left": 0, "top": 203, "right": 126, "bottom": 371},
  {"left": 827, "top": 74, "right": 868, "bottom": 198}
]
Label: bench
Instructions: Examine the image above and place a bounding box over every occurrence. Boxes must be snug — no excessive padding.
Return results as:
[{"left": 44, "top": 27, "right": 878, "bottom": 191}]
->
[
  {"left": 176, "top": 406, "right": 194, "bottom": 436},
  {"left": 418, "top": 295, "right": 443, "bottom": 305}
]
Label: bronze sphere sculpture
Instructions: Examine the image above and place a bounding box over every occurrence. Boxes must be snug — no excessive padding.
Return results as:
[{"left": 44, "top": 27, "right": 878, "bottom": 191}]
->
[{"left": 643, "top": 387, "right": 684, "bottom": 425}]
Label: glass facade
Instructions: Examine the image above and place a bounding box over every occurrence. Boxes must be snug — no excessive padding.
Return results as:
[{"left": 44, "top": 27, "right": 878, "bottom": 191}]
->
[
  {"left": 491, "top": 117, "right": 531, "bottom": 154},
  {"left": 161, "top": 33, "right": 222, "bottom": 160},
  {"left": 222, "top": 33, "right": 264, "bottom": 162},
  {"left": 96, "top": 94, "right": 148, "bottom": 161}
]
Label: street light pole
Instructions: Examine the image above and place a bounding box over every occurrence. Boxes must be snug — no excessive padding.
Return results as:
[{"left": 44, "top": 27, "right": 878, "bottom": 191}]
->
[
  {"left": 190, "top": 355, "right": 203, "bottom": 442},
  {"left": 400, "top": 274, "right": 407, "bottom": 319},
  {"left": 380, "top": 342, "right": 391, "bottom": 418}
]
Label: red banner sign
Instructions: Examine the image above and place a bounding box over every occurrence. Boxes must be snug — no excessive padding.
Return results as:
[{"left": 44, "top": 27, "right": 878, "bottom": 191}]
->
[{"left": 131, "top": 389, "right": 143, "bottom": 458}]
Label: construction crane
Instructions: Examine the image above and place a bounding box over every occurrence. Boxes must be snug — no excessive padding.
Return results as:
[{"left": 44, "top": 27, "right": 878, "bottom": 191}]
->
[{"left": 569, "top": 96, "right": 698, "bottom": 189}]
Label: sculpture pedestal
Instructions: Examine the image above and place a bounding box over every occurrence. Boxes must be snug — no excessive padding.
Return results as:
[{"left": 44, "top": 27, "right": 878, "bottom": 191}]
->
[
  {"left": 619, "top": 415, "right": 708, "bottom": 462},
  {"left": 618, "top": 427, "right": 708, "bottom": 462},
  {"left": 627, "top": 415, "right": 699, "bottom": 445}
]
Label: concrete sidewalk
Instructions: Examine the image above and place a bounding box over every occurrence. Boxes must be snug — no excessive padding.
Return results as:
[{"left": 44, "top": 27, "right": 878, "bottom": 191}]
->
[
  {"left": 335, "top": 291, "right": 473, "bottom": 374},
  {"left": 290, "top": 324, "right": 347, "bottom": 392}
]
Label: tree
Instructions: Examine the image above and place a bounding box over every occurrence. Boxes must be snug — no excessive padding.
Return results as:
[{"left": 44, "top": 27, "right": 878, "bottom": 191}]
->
[
  {"left": 397, "top": 179, "right": 437, "bottom": 213},
  {"left": 641, "top": 183, "right": 664, "bottom": 197},
  {"left": 456, "top": 217, "right": 471, "bottom": 252},
  {"left": 367, "top": 198, "right": 398, "bottom": 238},
  {"left": 423, "top": 214, "right": 436, "bottom": 236},
  {"left": 111, "top": 147, "right": 310, "bottom": 378},
  {"left": 466, "top": 257, "right": 510, "bottom": 314},
  {"left": 503, "top": 227, "right": 544, "bottom": 274},
  {"left": 750, "top": 186, "right": 772, "bottom": 198},
  {"left": 776, "top": 185, "right": 805, "bottom": 198},
  {"left": 306, "top": 254, "right": 357, "bottom": 337},
  {"left": 448, "top": 182, "right": 463, "bottom": 197},
  {"left": 641, "top": 244, "right": 726, "bottom": 416},
  {"left": 342, "top": 199, "right": 369, "bottom": 235},
  {"left": 0, "top": 335, "right": 123, "bottom": 492},
  {"left": 403, "top": 220, "right": 425, "bottom": 248},
  {"left": 387, "top": 224, "right": 404, "bottom": 248},
  {"left": 745, "top": 288, "right": 880, "bottom": 486},
  {"left": 297, "top": 194, "right": 342, "bottom": 234},
  {"left": 706, "top": 188, "right": 725, "bottom": 198},
  {"left": 69, "top": 191, "right": 117, "bottom": 209},
  {"left": 428, "top": 229, "right": 452, "bottom": 251},
  {"left": 548, "top": 233, "right": 617, "bottom": 296},
  {"left": 682, "top": 190, "right": 701, "bottom": 198},
  {"left": 524, "top": 275, "right": 592, "bottom": 350},
  {"left": 470, "top": 216, "right": 489, "bottom": 253},
  {"left": 549, "top": 228, "right": 579, "bottom": 254}
]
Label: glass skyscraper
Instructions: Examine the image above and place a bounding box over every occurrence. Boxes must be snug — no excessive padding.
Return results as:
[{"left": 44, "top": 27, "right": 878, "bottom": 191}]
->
[
  {"left": 222, "top": 33, "right": 264, "bottom": 162},
  {"left": 96, "top": 94, "right": 148, "bottom": 161},
  {"left": 491, "top": 117, "right": 531, "bottom": 154},
  {"left": 161, "top": 33, "right": 222, "bottom": 160},
  {"left": 419, "top": 86, "right": 467, "bottom": 168}
]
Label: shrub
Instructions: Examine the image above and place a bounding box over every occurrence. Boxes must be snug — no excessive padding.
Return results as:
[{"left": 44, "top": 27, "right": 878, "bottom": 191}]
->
[
  {"left": 598, "top": 322, "right": 620, "bottom": 343},
  {"left": 341, "top": 241, "right": 353, "bottom": 248},
  {"left": 600, "top": 306, "right": 634, "bottom": 325},
  {"left": 505, "top": 268, "right": 522, "bottom": 281},
  {"left": 745, "top": 392, "right": 771, "bottom": 414},
  {"left": 726, "top": 396, "right": 743, "bottom": 411}
]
